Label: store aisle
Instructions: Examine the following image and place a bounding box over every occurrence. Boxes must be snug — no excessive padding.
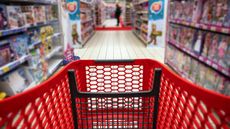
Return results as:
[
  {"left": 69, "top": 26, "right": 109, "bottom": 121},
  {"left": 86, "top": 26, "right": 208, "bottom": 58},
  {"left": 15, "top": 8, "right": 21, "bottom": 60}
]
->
[
  {"left": 103, "top": 19, "right": 117, "bottom": 27},
  {"left": 75, "top": 31, "right": 165, "bottom": 62}
]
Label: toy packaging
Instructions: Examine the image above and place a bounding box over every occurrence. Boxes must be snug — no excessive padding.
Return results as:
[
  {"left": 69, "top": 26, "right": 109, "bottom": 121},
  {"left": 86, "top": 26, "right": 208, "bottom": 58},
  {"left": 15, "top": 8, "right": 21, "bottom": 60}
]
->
[
  {"left": 203, "top": 68, "right": 219, "bottom": 90},
  {"left": 0, "top": 44, "right": 12, "bottom": 67},
  {"left": 207, "top": 33, "right": 219, "bottom": 60},
  {"left": 6, "top": 6, "right": 26, "bottom": 29},
  {"left": 21, "top": 6, "right": 35, "bottom": 26},
  {"left": 192, "top": 31, "right": 204, "bottom": 54},
  {"left": 201, "top": 32, "right": 212, "bottom": 57},
  {"left": 10, "top": 34, "right": 29, "bottom": 59},
  {"left": 216, "top": 35, "right": 230, "bottom": 69},
  {"left": 0, "top": 67, "right": 32, "bottom": 94},
  {"left": 27, "top": 28, "right": 40, "bottom": 46},
  {"left": 33, "top": 6, "right": 46, "bottom": 23},
  {"left": 46, "top": 5, "right": 53, "bottom": 21},
  {"left": 28, "top": 48, "right": 41, "bottom": 69},
  {"left": 0, "top": 4, "right": 8, "bottom": 31}
]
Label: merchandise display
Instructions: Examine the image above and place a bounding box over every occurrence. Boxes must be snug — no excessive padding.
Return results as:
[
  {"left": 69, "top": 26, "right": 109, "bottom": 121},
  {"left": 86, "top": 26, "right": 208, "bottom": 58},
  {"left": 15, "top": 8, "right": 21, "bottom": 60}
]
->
[
  {"left": 0, "top": 0, "right": 63, "bottom": 97},
  {"left": 133, "top": 0, "right": 149, "bottom": 44},
  {"left": 95, "top": 0, "right": 106, "bottom": 26},
  {"left": 166, "top": 0, "right": 230, "bottom": 94},
  {"left": 166, "top": 44, "right": 229, "bottom": 95},
  {"left": 125, "top": 0, "right": 132, "bottom": 26},
  {"left": 80, "top": 1, "right": 95, "bottom": 44}
]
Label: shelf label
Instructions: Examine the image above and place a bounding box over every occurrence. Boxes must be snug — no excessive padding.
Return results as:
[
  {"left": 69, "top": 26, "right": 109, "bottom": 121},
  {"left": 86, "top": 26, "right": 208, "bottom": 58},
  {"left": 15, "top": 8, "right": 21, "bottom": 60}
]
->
[
  {"left": 2, "top": 66, "right": 10, "bottom": 73},
  {"left": 210, "top": 26, "right": 216, "bottom": 31},
  {"left": 212, "top": 63, "right": 218, "bottom": 69},
  {"left": 206, "top": 60, "right": 211, "bottom": 65}
]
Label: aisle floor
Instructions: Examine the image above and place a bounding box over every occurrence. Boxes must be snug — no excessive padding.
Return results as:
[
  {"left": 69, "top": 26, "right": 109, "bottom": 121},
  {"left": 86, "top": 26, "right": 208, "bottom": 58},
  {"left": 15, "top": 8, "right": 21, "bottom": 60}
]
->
[
  {"left": 103, "top": 19, "right": 117, "bottom": 27},
  {"left": 75, "top": 31, "right": 165, "bottom": 63}
]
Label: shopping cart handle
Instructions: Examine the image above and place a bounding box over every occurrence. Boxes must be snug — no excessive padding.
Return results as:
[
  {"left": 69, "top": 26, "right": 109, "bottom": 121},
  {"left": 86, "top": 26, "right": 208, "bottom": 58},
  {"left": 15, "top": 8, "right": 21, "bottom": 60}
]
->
[
  {"left": 95, "top": 59, "right": 135, "bottom": 63},
  {"left": 67, "top": 68, "right": 162, "bottom": 98}
]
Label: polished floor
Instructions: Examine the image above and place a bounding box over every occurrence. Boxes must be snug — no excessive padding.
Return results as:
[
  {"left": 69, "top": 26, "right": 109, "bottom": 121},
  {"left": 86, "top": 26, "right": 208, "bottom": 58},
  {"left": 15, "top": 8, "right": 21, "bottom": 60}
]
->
[{"left": 75, "top": 31, "right": 165, "bottom": 63}]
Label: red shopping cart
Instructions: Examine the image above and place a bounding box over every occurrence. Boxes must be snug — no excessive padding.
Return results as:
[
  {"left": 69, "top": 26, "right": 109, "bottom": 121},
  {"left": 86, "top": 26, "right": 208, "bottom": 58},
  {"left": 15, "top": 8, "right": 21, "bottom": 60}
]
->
[{"left": 0, "top": 59, "right": 229, "bottom": 129}]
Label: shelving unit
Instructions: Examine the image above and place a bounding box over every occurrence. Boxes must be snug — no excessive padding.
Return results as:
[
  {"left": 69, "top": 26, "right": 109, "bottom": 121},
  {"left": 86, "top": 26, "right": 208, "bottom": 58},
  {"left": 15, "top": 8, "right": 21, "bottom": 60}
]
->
[
  {"left": 125, "top": 0, "right": 132, "bottom": 26},
  {"left": 80, "top": 0, "right": 96, "bottom": 45},
  {"left": 0, "top": 0, "right": 63, "bottom": 97},
  {"left": 95, "top": 0, "right": 106, "bottom": 26},
  {"left": 132, "top": 0, "right": 149, "bottom": 45},
  {"left": 165, "top": 0, "right": 230, "bottom": 95}
]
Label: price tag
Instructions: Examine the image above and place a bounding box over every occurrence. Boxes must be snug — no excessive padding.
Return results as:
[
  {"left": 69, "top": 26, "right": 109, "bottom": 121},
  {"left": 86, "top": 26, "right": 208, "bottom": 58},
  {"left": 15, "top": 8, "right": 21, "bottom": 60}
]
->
[
  {"left": 210, "top": 26, "right": 216, "bottom": 31},
  {"left": 199, "top": 56, "right": 204, "bottom": 61},
  {"left": 206, "top": 60, "right": 211, "bottom": 65},
  {"left": 222, "top": 28, "right": 229, "bottom": 33},
  {"left": 212, "top": 63, "right": 218, "bottom": 69},
  {"left": 2, "top": 66, "right": 10, "bottom": 73}
]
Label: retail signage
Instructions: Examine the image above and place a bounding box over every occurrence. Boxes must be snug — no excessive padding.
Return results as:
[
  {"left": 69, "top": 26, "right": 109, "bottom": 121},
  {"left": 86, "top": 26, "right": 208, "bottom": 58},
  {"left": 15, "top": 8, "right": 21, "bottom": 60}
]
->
[
  {"left": 61, "top": 0, "right": 82, "bottom": 62},
  {"left": 149, "top": 0, "right": 164, "bottom": 20},
  {"left": 66, "top": 0, "right": 80, "bottom": 20},
  {"left": 147, "top": 0, "right": 165, "bottom": 48}
]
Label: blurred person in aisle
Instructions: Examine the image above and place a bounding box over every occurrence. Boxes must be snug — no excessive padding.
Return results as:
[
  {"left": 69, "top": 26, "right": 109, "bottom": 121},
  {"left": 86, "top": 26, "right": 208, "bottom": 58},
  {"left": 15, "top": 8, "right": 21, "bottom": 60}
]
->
[{"left": 115, "top": 3, "right": 122, "bottom": 26}]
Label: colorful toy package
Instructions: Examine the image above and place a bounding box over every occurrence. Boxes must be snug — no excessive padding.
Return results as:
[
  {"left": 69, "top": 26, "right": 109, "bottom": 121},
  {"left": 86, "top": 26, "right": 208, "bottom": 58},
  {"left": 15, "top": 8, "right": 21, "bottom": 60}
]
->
[
  {"left": 0, "top": 44, "right": 12, "bottom": 67},
  {"left": 6, "top": 6, "right": 26, "bottom": 29},
  {"left": 33, "top": 6, "right": 46, "bottom": 23},
  {"left": 201, "top": 32, "right": 212, "bottom": 57},
  {"left": 21, "top": 6, "right": 35, "bottom": 26},
  {"left": 10, "top": 34, "right": 29, "bottom": 59},
  {"left": 0, "top": 4, "right": 8, "bottom": 30},
  {"left": 27, "top": 28, "right": 40, "bottom": 46},
  {"left": 192, "top": 30, "right": 204, "bottom": 54},
  {"left": 0, "top": 67, "right": 32, "bottom": 94},
  {"left": 216, "top": 35, "right": 230, "bottom": 69}
]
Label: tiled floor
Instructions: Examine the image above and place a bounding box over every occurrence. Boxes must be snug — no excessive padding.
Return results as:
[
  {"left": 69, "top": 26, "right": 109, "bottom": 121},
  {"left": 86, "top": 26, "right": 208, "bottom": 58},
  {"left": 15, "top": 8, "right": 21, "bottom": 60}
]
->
[
  {"left": 103, "top": 19, "right": 117, "bottom": 27},
  {"left": 75, "top": 31, "right": 165, "bottom": 63}
]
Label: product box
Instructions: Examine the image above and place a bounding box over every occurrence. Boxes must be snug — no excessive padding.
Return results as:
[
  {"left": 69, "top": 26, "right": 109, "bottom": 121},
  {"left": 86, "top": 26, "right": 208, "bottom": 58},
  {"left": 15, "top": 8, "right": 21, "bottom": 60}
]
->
[
  {"left": 192, "top": 31, "right": 205, "bottom": 54},
  {"left": 33, "top": 6, "right": 46, "bottom": 23},
  {"left": 215, "top": 35, "right": 230, "bottom": 69},
  {"left": 0, "top": 4, "right": 8, "bottom": 31},
  {"left": 0, "top": 67, "right": 33, "bottom": 95},
  {"left": 207, "top": 33, "right": 219, "bottom": 60},
  {"left": 6, "top": 6, "right": 26, "bottom": 29},
  {"left": 10, "top": 34, "right": 29, "bottom": 59},
  {"left": 0, "top": 44, "right": 12, "bottom": 67},
  {"left": 27, "top": 28, "right": 40, "bottom": 46},
  {"left": 28, "top": 48, "right": 41, "bottom": 69},
  {"left": 201, "top": 32, "right": 212, "bottom": 57},
  {"left": 21, "top": 6, "right": 35, "bottom": 26}
]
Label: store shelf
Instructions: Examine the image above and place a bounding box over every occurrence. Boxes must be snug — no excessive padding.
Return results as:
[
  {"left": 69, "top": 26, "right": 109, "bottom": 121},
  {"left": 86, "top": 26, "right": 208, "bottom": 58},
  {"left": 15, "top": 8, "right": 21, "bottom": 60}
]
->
[
  {"left": 136, "top": 10, "right": 148, "bottom": 14},
  {"left": 170, "top": 19, "right": 230, "bottom": 35},
  {"left": 82, "top": 26, "right": 93, "bottom": 34},
  {"left": 0, "top": 0, "right": 58, "bottom": 5},
  {"left": 166, "top": 60, "right": 193, "bottom": 82},
  {"left": 80, "top": 0, "right": 91, "bottom": 4},
  {"left": 168, "top": 40, "right": 229, "bottom": 77},
  {"left": 134, "top": 0, "right": 148, "bottom": 5},
  {"left": 133, "top": 31, "right": 147, "bottom": 44},
  {"left": 28, "top": 33, "right": 61, "bottom": 50},
  {"left": 80, "top": 9, "right": 91, "bottom": 13},
  {"left": 48, "top": 59, "right": 62, "bottom": 76},
  {"left": 81, "top": 18, "right": 93, "bottom": 23},
  {"left": 83, "top": 31, "right": 95, "bottom": 44},
  {"left": 0, "top": 20, "right": 58, "bottom": 38},
  {"left": 45, "top": 46, "right": 63, "bottom": 60},
  {"left": 0, "top": 55, "right": 30, "bottom": 76},
  {"left": 0, "top": 40, "right": 9, "bottom": 46},
  {"left": 141, "top": 17, "right": 148, "bottom": 21}
]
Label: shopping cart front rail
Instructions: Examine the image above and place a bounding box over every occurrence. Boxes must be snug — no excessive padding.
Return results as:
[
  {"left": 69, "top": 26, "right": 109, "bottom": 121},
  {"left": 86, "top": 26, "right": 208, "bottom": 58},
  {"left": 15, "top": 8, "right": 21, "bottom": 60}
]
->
[{"left": 0, "top": 59, "right": 229, "bottom": 129}]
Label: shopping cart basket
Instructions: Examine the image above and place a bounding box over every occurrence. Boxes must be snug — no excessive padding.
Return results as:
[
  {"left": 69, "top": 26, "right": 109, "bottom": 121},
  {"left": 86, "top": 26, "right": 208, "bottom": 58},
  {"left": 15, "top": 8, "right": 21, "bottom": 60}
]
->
[{"left": 0, "top": 59, "right": 229, "bottom": 129}]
